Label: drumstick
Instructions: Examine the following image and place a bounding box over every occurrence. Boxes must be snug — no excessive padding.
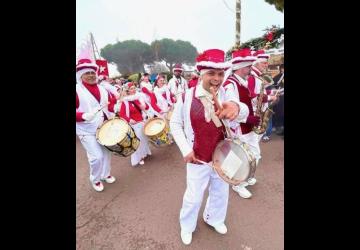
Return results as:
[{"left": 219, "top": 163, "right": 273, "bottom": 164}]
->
[
  {"left": 95, "top": 102, "right": 110, "bottom": 114},
  {"left": 174, "top": 91, "right": 184, "bottom": 96},
  {"left": 209, "top": 87, "right": 233, "bottom": 139},
  {"left": 273, "top": 88, "right": 284, "bottom": 97},
  {"left": 196, "top": 159, "right": 212, "bottom": 166},
  {"left": 209, "top": 87, "right": 223, "bottom": 111}
]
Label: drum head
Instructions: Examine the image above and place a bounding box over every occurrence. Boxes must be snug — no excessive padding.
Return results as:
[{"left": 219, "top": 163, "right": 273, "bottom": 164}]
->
[
  {"left": 213, "top": 140, "right": 251, "bottom": 185},
  {"left": 96, "top": 118, "right": 129, "bottom": 146},
  {"left": 144, "top": 118, "right": 166, "bottom": 136}
]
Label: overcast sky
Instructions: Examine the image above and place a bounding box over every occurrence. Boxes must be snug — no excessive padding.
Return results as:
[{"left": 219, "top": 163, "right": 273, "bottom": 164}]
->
[{"left": 76, "top": 0, "right": 284, "bottom": 54}]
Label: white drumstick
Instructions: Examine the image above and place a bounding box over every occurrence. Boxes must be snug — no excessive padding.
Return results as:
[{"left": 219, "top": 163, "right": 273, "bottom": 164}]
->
[
  {"left": 274, "top": 88, "right": 284, "bottom": 96},
  {"left": 196, "top": 159, "right": 212, "bottom": 166},
  {"left": 95, "top": 102, "right": 110, "bottom": 114},
  {"left": 174, "top": 91, "right": 185, "bottom": 96},
  {"left": 209, "top": 87, "right": 233, "bottom": 139}
]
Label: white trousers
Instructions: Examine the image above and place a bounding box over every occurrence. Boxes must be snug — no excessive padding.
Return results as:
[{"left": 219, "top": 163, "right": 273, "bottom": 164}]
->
[
  {"left": 180, "top": 163, "right": 229, "bottom": 233},
  {"left": 238, "top": 131, "right": 261, "bottom": 162},
  {"left": 131, "top": 122, "right": 151, "bottom": 166},
  {"left": 78, "top": 134, "right": 111, "bottom": 183}
]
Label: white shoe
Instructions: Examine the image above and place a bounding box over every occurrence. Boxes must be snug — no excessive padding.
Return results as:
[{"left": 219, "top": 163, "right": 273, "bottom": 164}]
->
[
  {"left": 180, "top": 230, "right": 192, "bottom": 245},
  {"left": 247, "top": 177, "right": 257, "bottom": 186},
  {"left": 102, "top": 175, "right": 116, "bottom": 184},
  {"left": 213, "top": 223, "right": 228, "bottom": 234},
  {"left": 262, "top": 136, "right": 270, "bottom": 142},
  {"left": 92, "top": 181, "right": 104, "bottom": 192},
  {"left": 232, "top": 185, "right": 252, "bottom": 198},
  {"left": 139, "top": 160, "right": 145, "bottom": 165}
]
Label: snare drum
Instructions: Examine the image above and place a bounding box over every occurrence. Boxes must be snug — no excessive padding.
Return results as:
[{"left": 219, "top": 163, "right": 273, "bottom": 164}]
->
[
  {"left": 143, "top": 117, "right": 173, "bottom": 147},
  {"left": 96, "top": 118, "right": 140, "bottom": 157},
  {"left": 212, "top": 139, "right": 256, "bottom": 185}
]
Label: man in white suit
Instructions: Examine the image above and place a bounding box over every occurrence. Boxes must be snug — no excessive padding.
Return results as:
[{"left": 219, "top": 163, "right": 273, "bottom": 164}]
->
[
  {"left": 76, "top": 59, "right": 117, "bottom": 192},
  {"left": 170, "top": 49, "right": 249, "bottom": 245}
]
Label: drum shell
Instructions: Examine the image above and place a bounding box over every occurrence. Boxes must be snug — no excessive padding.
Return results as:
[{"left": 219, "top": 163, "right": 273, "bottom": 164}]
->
[
  {"left": 143, "top": 117, "right": 173, "bottom": 147},
  {"left": 96, "top": 118, "right": 140, "bottom": 157},
  {"left": 212, "top": 139, "right": 256, "bottom": 185}
]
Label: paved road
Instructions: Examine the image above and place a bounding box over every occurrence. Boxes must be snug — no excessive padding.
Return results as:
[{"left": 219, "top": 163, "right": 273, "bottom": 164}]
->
[{"left": 76, "top": 135, "right": 283, "bottom": 250}]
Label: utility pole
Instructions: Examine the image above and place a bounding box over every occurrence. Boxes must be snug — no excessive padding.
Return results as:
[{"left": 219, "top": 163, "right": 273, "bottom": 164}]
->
[
  {"left": 235, "top": 0, "right": 241, "bottom": 47},
  {"left": 90, "top": 32, "right": 101, "bottom": 60}
]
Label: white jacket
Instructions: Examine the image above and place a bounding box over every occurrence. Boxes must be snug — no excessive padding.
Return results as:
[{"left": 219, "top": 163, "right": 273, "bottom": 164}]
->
[
  {"left": 76, "top": 83, "right": 115, "bottom": 135},
  {"left": 168, "top": 76, "right": 188, "bottom": 96},
  {"left": 154, "top": 85, "right": 173, "bottom": 112},
  {"left": 170, "top": 85, "right": 249, "bottom": 158}
]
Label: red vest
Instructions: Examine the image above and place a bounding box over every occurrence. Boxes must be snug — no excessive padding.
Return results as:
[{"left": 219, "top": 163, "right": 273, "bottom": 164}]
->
[
  {"left": 190, "top": 87, "right": 225, "bottom": 162},
  {"left": 224, "top": 75, "right": 254, "bottom": 135}
]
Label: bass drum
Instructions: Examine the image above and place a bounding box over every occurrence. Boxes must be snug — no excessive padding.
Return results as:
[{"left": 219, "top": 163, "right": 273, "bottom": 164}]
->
[
  {"left": 96, "top": 118, "right": 140, "bottom": 157},
  {"left": 143, "top": 117, "right": 173, "bottom": 147}
]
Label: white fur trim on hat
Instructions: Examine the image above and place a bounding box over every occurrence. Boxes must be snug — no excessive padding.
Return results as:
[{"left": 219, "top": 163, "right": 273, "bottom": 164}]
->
[
  {"left": 76, "top": 68, "right": 97, "bottom": 84},
  {"left": 172, "top": 68, "right": 183, "bottom": 72},
  {"left": 253, "top": 57, "right": 268, "bottom": 65},
  {"left": 231, "top": 55, "right": 256, "bottom": 64},
  {"left": 196, "top": 61, "right": 230, "bottom": 70},
  {"left": 76, "top": 62, "right": 98, "bottom": 72},
  {"left": 232, "top": 61, "right": 254, "bottom": 70},
  {"left": 257, "top": 54, "right": 270, "bottom": 59}
]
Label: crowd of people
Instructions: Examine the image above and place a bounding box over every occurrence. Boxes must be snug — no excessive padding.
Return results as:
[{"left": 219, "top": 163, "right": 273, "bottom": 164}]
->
[{"left": 76, "top": 48, "right": 284, "bottom": 245}]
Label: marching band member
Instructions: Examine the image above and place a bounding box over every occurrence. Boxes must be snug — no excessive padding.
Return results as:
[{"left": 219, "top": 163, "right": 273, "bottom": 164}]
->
[
  {"left": 98, "top": 75, "right": 120, "bottom": 100},
  {"left": 223, "top": 48, "right": 261, "bottom": 199},
  {"left": 76, "top": 59, "right": 117, "bottom": 192},
  {"left": 248, "top": 50, "right": 278, "bottom": 140},
  {"left": 153, "top": 74, "right": 176, "bottom": 116},
  {"left": 168, "top": 63, "right": 188, "bottom": 97},
  {"left": 170, "top": 49, "right": 249, "bottom": 245},
  {"left": 140, "top": 81, "right": 163, "bottom": 119},
  {"left": 139, "top": 73, "right": 153, "bottom": 92},
  {"left": 118, "top": 82, "right": 151, "bottom": 167},
  {"left": 188, "top": 70, "right": 200, "bottom": 88}
]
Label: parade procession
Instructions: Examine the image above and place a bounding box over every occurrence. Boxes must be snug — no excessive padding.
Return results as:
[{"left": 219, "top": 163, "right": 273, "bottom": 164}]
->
[{"left": 76, "top": 0, "right": 284, "bottom": 249}]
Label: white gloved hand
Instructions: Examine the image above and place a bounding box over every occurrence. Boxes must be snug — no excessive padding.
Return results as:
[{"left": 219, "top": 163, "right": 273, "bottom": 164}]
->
[{"left": 82, "top": 109, "right": 98, "bottom": 121}]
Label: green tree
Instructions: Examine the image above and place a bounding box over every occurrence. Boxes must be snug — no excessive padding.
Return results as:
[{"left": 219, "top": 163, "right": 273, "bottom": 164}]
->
[
  {"left": 101, "top": 40, "right": 154, "bottom": 75},
  {"left": 264, "top": 0, "right": 284, "bottom": 12},
  {"left": 151, "top": 38, "right": 198, "bottom": 72}
]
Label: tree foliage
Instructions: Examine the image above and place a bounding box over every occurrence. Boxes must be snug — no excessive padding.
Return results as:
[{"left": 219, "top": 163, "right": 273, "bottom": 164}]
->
[
  {"left": 264, "top": 0, "right": 284, "bottom": 12},
  {"left": 226, "top": 26, "right": 284, "bottom": 59},
  {"left": 151, "top": 38, "right": 197, "bottom": 72},
  {"left": 101, "top": 40, "right": 154, "bottom": 75}
]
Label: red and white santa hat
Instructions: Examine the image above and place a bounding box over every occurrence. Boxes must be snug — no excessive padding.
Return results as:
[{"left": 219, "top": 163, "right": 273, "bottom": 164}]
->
[
  {"left": 195, "top": 49, "right": 230, "bottom": 73},
  {"left": 231, "top": 48, "right": 257, "bottom": 70},
  {"left": 76, "top": 58, "right": 99, "bottom": 83},
  {"left": 76, "top": 58, "right": 98, "bottom": 73},
  {"left": 127, "top": 82, "right": 135, "bottom": 89},
  {"left": 172, "top": 63, "right": 183, "bottom": 73},
  {"left": 252, "top": 49, "right": 270, "bottom": 64}
]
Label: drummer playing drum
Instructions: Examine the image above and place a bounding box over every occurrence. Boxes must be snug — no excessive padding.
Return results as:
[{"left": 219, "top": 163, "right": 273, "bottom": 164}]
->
[
  {"left": 118, "top": 82, "right": 152, "bottom": 167},
  {"left": 76, "top": 59, "right": 117, "bottom": 192},
  {"left": 169, "top": 49, "right": 249, "bottom": 245}
]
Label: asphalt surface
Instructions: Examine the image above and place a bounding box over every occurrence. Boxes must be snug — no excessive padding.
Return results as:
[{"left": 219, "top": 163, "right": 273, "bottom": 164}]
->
[{"left": 76, "top": 135, "right": 284, "bottom": 250}]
